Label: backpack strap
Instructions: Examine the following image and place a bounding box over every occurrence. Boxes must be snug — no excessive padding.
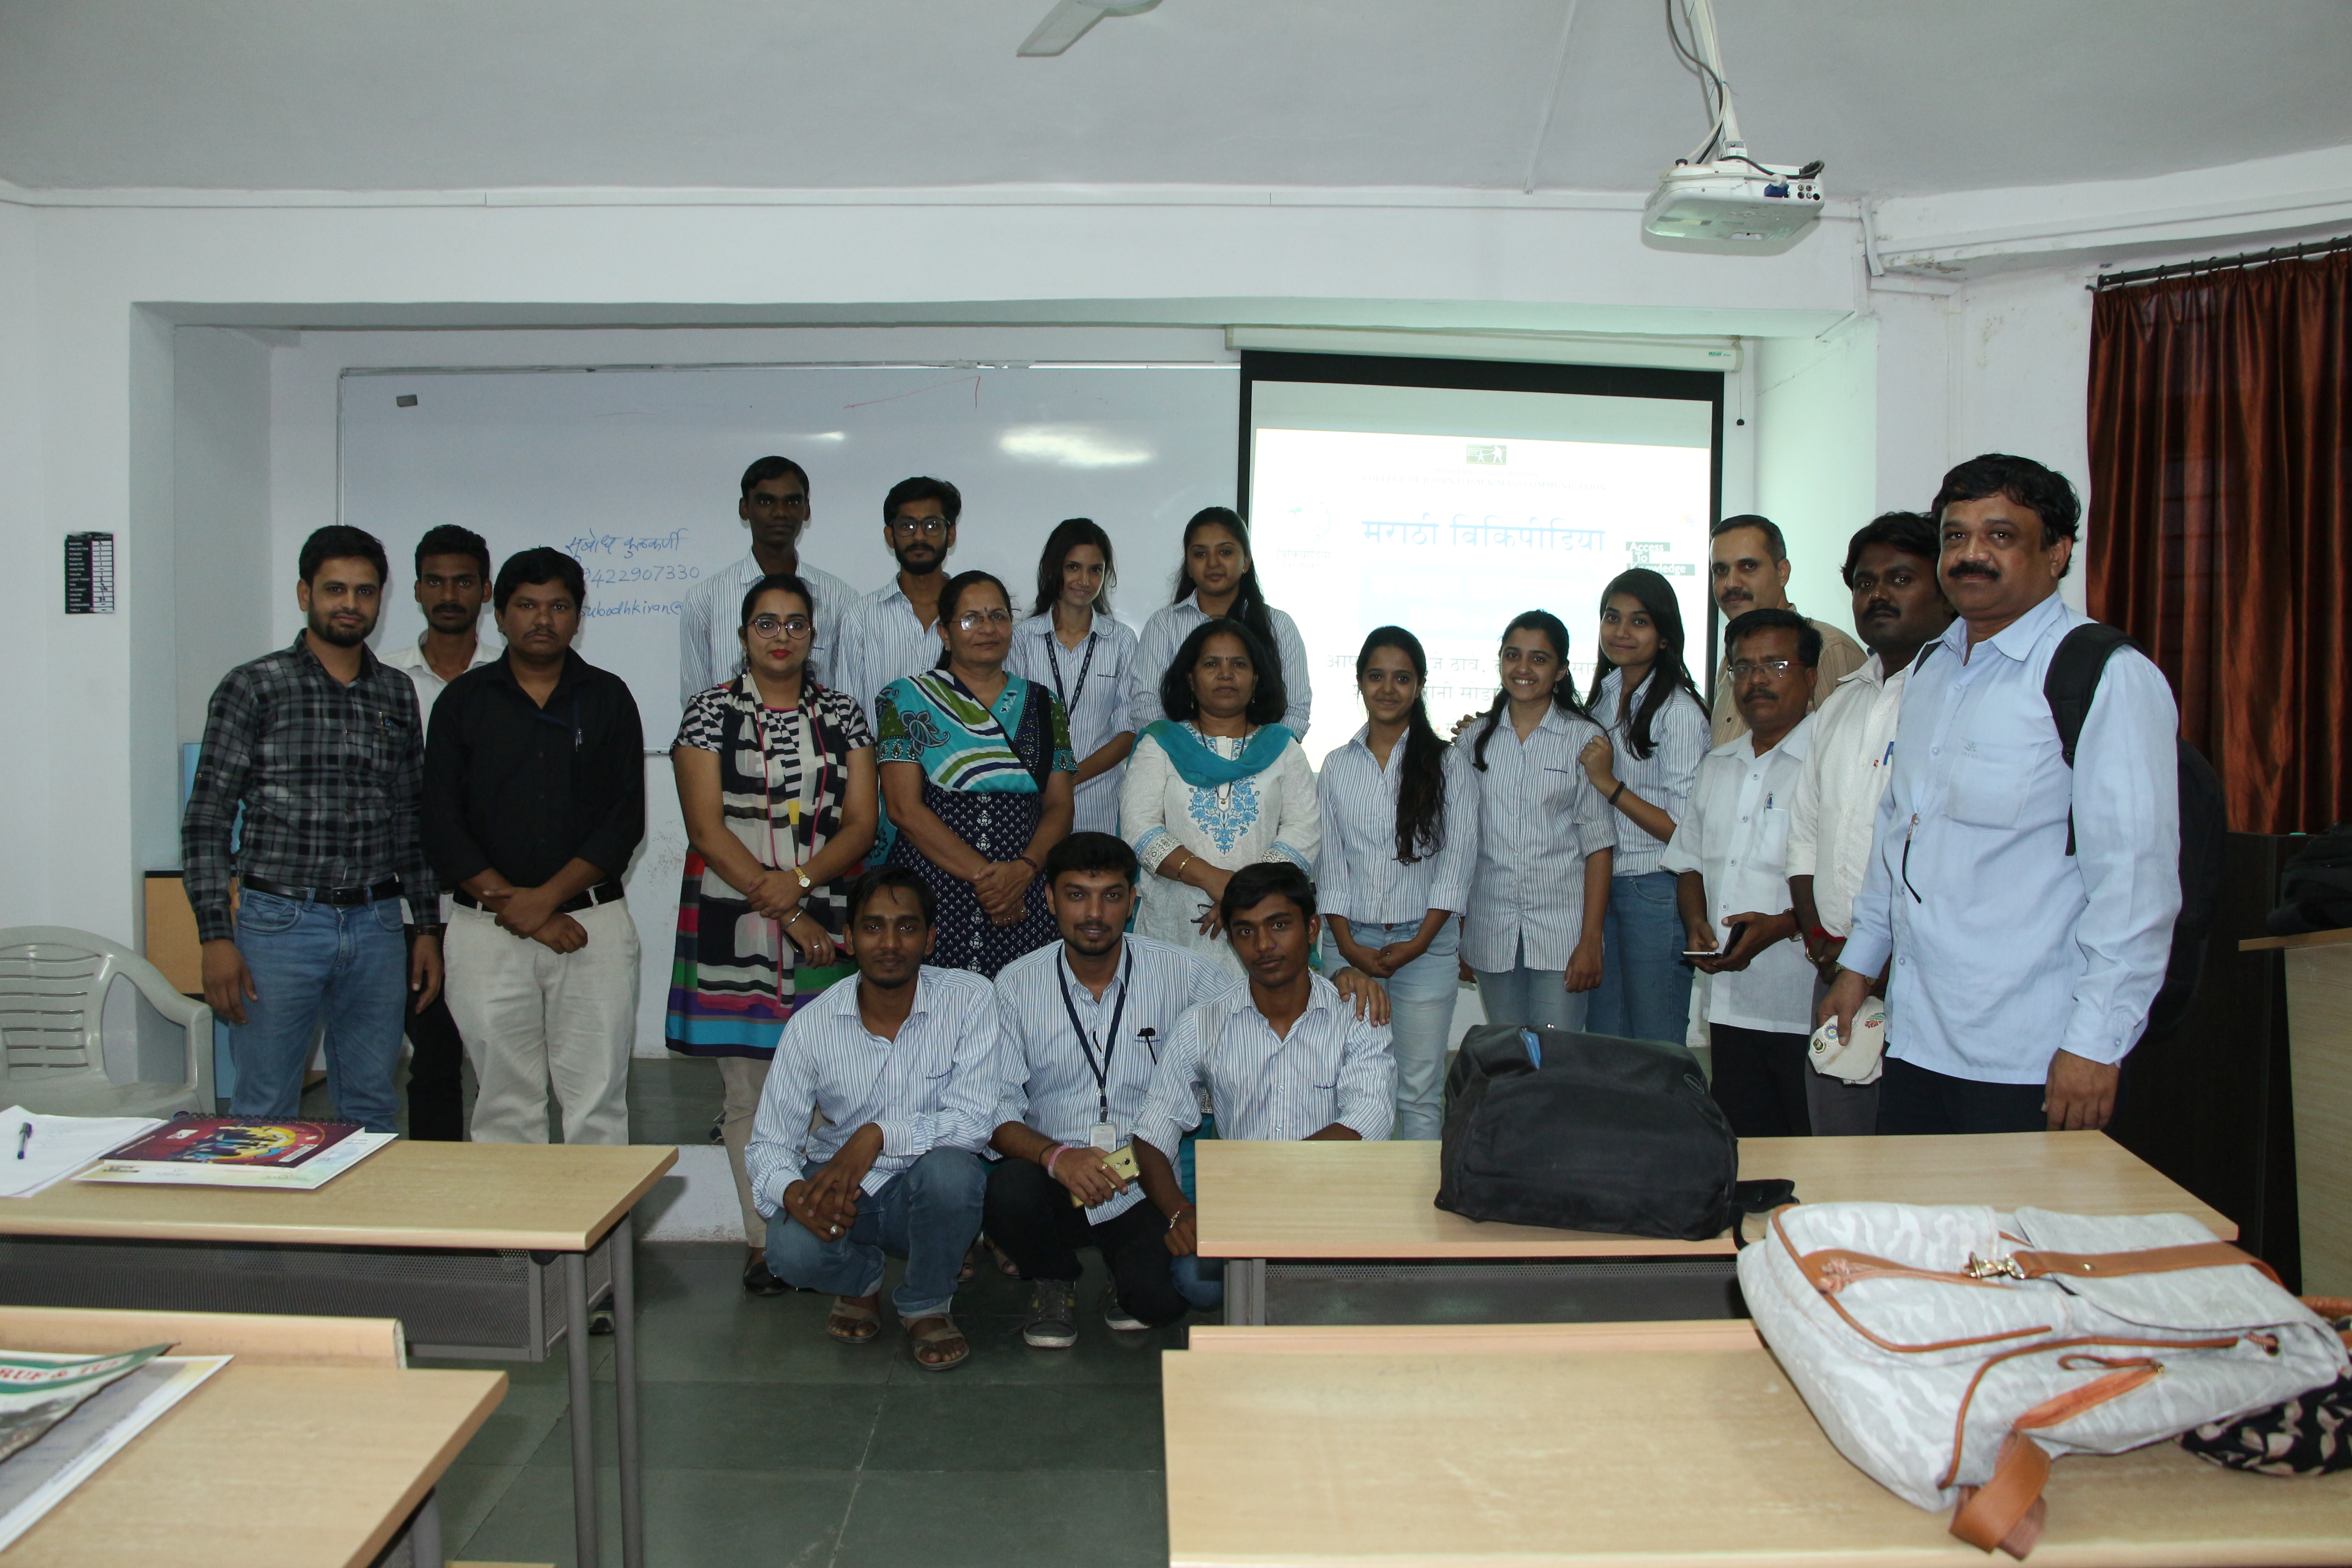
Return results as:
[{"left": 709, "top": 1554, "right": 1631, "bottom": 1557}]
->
[{"left": 2042, "top": 623, "right": 2136, "bottom": 856}]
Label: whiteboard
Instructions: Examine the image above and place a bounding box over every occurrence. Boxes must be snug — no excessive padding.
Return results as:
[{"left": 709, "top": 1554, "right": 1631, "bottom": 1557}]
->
[{"left": 338, "top": 363, "right": 1240, "bottom": 1056}]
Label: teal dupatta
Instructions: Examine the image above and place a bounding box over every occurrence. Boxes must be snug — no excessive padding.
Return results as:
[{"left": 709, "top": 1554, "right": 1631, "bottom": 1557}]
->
[{"left": 1142, "top": 719, "right": 1294, "bottom": 786}]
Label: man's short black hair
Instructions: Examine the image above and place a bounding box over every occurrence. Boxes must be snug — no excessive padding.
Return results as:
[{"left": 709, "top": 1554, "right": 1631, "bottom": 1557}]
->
[
  {"left": 1725, "top": 607, "right": 1822, "bottom": 667},
  {"left": 1711, "top": 514, "right": 1787, "bottom": 562},
  {"left": 1044, "top": 831, "right": 1138, "bottom": 886},
  {"left": 414, "top": 524, "right": 491, "bottom": 581},
  {"left": 846, "top": 866, "right": 936, "bottom": 926},
  {"left": 299, "top": 525, "right": 389, "bottom": 587},
  {"left": 1219, "top": 861, "right": 1318, "bottom": 926},
  {"left": 1931, "top": 453, "right": 2082, "bottom": 572},
  {"left": 883, "top": 475, "right": 962, "bottom": 524},
  {"left": 492, "top": 547, "right": 588, "bottom": 614},
  {"left": 740, "top": 456, "right": 810, "bottom": 499},
  {"left": 1839, "top": 511, "right": 1940, "bottom": 587},
  {"left": 1157, "top": 617, "right": 1287, "bottom": 727}
]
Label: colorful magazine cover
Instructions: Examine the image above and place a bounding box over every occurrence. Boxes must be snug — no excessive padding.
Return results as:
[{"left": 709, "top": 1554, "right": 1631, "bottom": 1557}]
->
[{"left": 99, "top": 1118, "right": 358, "bottom": 1168}]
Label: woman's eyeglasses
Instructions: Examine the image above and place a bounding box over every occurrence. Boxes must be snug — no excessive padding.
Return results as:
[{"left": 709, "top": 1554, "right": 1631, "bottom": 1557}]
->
[
  {"left": 954, "top": 608, "right": 1014, "bottom": 632},
  {"left": 748, "top": 615, "right": 813, "bottom": 641}
]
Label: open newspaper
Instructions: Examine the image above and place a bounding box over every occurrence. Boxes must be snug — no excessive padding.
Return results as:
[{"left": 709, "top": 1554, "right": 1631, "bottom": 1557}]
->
[{"left": 0, "top": 1346, "right": 229, "bottom": 1550}]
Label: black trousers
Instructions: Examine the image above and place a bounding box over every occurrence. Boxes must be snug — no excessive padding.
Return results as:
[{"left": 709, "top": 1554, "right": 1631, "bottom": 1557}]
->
[
  {"left": 1875, "top": 1057, "right": 2046, "bottom": 1135},
  {"left": 982, "top": 1156, "right": 1191, "bottom": 1328},
  {"left": 403, "top": 926, "right": 467, "bottom": 1142},
  {"left": 1708, "top": 1024, "right": 1813, "bottom": 1138}
]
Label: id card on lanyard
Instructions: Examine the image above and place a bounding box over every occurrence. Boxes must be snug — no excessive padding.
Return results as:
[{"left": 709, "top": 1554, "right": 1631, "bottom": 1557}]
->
[{"left": 1054, "top": 947, "right": 1131, "bottom": 1150}]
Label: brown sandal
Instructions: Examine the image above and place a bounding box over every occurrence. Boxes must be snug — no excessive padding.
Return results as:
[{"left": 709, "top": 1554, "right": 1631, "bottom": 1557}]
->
[
  {"left": 826, "top": 1295, "right": 881, "bottom": 1344},
  {"left": 902, "top": 1313, "right": 970, "bottom": 1372}
]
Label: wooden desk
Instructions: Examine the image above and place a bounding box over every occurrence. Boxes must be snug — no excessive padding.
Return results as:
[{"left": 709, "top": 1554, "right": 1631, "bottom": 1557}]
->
[
  {"left": 1161, "top": 1322, "right": 2352, "bottom": 1567},
  {"left": 8, "top": 1354, "right": 502, "bottom": 1568},
  {"left": 2244, "top": 926, "right": 2352, "bottom": 1294},
  {"left": 0, "top": 1141, "right": 673, "bottom": 1568},
  {"left": 1197, "top": 1132, "right": 2234, "bottom": 1324}
]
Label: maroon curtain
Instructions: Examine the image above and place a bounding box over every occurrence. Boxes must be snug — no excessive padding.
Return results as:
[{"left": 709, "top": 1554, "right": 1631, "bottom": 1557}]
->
[{"left": 2087, "top": 249, "right": 2352, "bottom": 835}]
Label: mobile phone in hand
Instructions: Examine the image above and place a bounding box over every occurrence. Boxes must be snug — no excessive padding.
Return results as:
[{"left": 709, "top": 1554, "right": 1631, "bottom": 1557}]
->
[{"left": 1683, "top": 921, "right": 1748, "bottom": 960}]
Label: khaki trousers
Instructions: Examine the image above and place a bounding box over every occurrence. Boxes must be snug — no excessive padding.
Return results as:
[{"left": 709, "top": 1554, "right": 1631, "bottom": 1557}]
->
[
  {"left": 717, "top": 1054, "right": 770, "bottom": 1248},
  {"left": 446, "top": 900, "right": 640, "bottom": 1146}
]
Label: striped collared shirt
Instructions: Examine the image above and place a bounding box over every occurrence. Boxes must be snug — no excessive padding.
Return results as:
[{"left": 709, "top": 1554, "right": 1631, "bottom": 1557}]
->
[
  {"left": 677, "top": 553, "right": 861, "bottom": 708},
  {"left": 1315, "top": 726, "right": 1479, "bottom": 925},
  {"left": 745, "top": 965, "right": 1002, "bottom": 1214},
  {"left": 835, "top": 579, "right": 945, "bottom": 730},
  {"left": 1591, "top": 668, "right": 1711, "bottom": 877},
  {"left": 1132, "top": 971, "right": 1395, "bottom": 1158},
  {"left": 1006, "top": 610, "right": 1141, "bottom": 836},
  {"left": 1455, "top": 703, "right": 1616, "bottom": 973},
  {"left": 1128, "top": 593, "right": 1313, "bottom": 740},
  {"left": 993, "top": 935, "right": 1236, "bottom": 1224}
]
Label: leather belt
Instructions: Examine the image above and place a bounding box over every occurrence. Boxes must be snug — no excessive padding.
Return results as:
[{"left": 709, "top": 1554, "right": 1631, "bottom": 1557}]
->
[
  {"left": 453, "top": 881, "right": 627, "bottom": 916},
  {"left": 243, "top": 875, "right": 401, "bottom": 907}
]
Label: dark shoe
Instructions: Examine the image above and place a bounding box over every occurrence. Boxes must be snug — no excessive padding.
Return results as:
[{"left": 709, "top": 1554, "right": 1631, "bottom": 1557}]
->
[
  {"left": 1022, "top": 1279, "right": 1079, "bottom": 1349},
  {"left": 742, "top": 1252, "right": 789, "bottom": 1297},
  {"left": 1100, "top": 1286, "right": 1149, "bottom": 1333},
  {"left": 588, "top": 1294, "right": 616, "bottom": 1336}
]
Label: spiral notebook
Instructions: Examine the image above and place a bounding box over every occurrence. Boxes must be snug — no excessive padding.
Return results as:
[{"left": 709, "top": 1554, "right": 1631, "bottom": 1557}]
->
[{"left": 73, "top": 1117, "right": 392, "bottom": 1191}]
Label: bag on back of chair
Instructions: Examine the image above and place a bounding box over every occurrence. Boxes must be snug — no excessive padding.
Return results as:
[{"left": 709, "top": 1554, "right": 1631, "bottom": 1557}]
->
[
  {"left": 1737, "top": 1201, "right": 2350, "bottom": 1559},
  {"left": 1435, "top": 1024, "right": 1738, "bottom": 1241}
]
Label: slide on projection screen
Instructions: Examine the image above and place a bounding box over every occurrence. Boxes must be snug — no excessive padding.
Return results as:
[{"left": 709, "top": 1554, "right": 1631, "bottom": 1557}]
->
[{"left": 1242, "top": 358, "right": 1720, "bottom": 767}]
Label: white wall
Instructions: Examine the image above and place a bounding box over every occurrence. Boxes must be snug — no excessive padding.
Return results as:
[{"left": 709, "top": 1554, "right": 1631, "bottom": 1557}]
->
[
  {"left": 173, "top": 328, "right": 272, "bottom": 743},
  {"left": 1754, "top": 317, "right": 1880, "bottom": 633}
]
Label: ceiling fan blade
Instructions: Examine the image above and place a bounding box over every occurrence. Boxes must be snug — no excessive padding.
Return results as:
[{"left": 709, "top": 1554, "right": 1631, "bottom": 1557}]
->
[{"left": 1017, "top": 0, "right": 1109, "bottom": 57}]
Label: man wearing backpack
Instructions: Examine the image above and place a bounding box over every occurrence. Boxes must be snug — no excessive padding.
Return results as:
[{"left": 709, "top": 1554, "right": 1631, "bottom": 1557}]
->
[{"left": 1823, "top": 455, "right": 2180, "bottom": 1134}]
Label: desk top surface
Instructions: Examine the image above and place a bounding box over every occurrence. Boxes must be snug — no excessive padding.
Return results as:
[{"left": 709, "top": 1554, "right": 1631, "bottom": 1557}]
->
[
  {"left": 1195, "top": 1132, "right": 2234, "bottom": 1259},
  {"left": 10, "top": 1359, "right": 504, "bottom": 1568},
  {"left": 1161, "top": 1333, "right": 2348, "bottom": 1567},
  {"left": 0, "top": 1140, "right": 676, "bottom": 1251}
]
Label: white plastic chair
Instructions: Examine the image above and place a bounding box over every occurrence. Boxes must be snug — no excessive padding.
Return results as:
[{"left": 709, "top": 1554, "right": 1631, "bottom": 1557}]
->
[{"left": 0, "top": 926, "right": 215, "bottom": 1118}]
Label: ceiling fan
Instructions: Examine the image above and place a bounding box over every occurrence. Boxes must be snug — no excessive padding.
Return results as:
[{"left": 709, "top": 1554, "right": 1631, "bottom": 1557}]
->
[{"left": 1016, "top": 0, "right": 1161, "bottom": 57}]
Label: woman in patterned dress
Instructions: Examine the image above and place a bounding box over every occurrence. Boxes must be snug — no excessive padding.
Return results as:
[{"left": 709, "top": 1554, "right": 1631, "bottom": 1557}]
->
[
  {"left": 1120, "top": 617, "right": 1321, "bottom": 981},
  {"left": 875, "top": 570, "right": 1076, "bottom": 976},
  {"left": 668, "top": 572, "right": 878, "bottom": 1294}
]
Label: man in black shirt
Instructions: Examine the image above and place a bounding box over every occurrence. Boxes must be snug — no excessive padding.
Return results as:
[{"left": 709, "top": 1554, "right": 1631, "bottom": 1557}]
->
[
  {"left": 182, "top": 525, "right": 442, "bottom": 1133},
  {"left": 424, "top": 549, "right": 646, "bottom": 1144}
]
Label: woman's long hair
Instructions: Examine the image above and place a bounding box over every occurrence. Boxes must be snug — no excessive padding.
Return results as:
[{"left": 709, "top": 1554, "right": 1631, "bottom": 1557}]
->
[
  {"left": 1171, "top": 507, "right": 1277, "bottom": 653},
  {"left": 1357, "top": 627, "right": 1448, "bottom": 864},
  {"left": 1583, "top": 567, "right": 1705, "bottom": 760},
  {"left": 931, "top": 569, "right": 1013, "bottom": 670},
  {"left": 1470, "top": 610, "right": 1592, "bottom": 771},
  {"left": 1029, "top": 517, "right": 1117, "bottom": 622},
  {"left": 1158, "top": 616, "right": 1287, "bottom": 727}
]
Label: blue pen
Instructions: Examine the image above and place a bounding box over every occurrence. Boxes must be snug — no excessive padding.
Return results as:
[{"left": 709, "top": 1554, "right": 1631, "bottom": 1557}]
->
[{"left": 1881, "top": 740, "right": 1895, "bottom": 767}]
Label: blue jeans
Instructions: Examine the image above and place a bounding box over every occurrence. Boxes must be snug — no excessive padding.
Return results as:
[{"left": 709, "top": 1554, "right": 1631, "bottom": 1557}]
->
[
  {"left": 227, "top": 891, "right": 408, "bottom": 1132},
  {"left": 764, "top": 1148, "right": 986, "bottom": 1319},
  {"left": 1587, "top": 871, "right": 1695, "bottom": 1046},
  {"left": 1328, "top": 919, "right": 1460, "bottom": 1142},
  {"left": 1171, "top": 1253, "right": 1225, "bottom": 1310},
  {"left": 1473, "top": 936, "right": 1590, "bottom": 1033}
]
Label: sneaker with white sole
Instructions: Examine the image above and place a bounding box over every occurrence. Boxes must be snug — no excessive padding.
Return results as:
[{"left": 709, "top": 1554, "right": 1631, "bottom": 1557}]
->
[
  {"left": 1022, "top": 1279, "right": 1079, "bottom": 1348},
  {"left": 1100, "top": 1287, "right": 1149, "bottom": 1332}
]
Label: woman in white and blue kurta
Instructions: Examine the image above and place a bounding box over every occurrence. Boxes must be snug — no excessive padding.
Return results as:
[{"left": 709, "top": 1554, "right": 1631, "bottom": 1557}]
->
[{"left": 1120, "top": 617, "right": 1320, "bottom": 982}]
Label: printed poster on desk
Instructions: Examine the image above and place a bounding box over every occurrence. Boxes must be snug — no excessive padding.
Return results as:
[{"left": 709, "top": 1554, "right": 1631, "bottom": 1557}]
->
[{"left": 73, "top": 1117, "right": 393, "bottom": 1191}]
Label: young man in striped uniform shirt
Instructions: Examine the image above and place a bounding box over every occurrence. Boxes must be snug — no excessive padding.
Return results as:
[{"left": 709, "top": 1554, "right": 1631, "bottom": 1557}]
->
[
  {"left": 747, "top": 867, "right": 998, "bottom": 1372},
  {"left": 1132, "top": 862, "right": 1397, "bottom": 1313}
]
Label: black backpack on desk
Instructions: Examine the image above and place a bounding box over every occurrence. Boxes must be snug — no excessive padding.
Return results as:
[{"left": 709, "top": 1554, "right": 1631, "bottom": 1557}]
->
[{"left": 1436, "top": 1024, "right": 1752, "bottom": 1242}]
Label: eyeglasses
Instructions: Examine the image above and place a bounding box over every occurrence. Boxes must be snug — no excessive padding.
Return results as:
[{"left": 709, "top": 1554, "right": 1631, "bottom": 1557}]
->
[
  {"left": 889, "top": 518, "right": 951, "bottom": 539},
  {"left": 748, "top": 614, "right": 813, "bottom": 640},
  {"left": 954, "top": 608, "right": 1014, "bottom": 632},
  {"left": 1728, "top": 658, "right": 1799, "bottom": 678}
]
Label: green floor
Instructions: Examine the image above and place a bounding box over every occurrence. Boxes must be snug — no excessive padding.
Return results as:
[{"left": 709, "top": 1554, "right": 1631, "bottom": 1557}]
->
[{"left": 393, "top": 1058, "right": 1183, "bottom": 1568}]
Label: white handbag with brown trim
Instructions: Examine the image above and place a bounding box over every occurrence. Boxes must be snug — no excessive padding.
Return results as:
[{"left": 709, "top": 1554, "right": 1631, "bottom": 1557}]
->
[{"left": 1737, "top": 1201, "right": 2349, "bottom": 1558}]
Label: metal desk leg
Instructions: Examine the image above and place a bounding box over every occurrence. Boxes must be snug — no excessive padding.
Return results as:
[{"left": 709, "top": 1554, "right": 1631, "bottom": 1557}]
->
[
  {"left": 612, "top": 1216, "right": 644, "bottom": 1568},
  {"left": 562, "top": 1250, "right": 600, "bottom": 1568},
  {"left": 405, "top": 1487, "right": 442, "bottom": 1568},
  {"left": 1223, "top": 1258, "right": 1267, "bottom": 1326}
]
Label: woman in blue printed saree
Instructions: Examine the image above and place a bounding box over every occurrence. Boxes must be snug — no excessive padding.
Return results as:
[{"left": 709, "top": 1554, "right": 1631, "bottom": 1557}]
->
[
  {"left": 876, "top": 570, "right": 1076, "bottom": 977},
  {"left": 1119, "top": 617, "right": 1321, "bottom": 981},
  {"left": 668, "top": 572, "right": 879, "bottom": 1292}
]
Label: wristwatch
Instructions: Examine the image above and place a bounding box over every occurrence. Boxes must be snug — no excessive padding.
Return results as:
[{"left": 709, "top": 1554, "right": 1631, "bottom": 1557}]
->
[{"left": 793, "top": 867, "right": 812, "bottom": 890}]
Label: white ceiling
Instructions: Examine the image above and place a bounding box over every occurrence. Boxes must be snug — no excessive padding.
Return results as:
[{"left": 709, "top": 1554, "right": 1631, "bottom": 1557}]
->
[{"left": 3, "top": 0, "right": 2348, "bottom": 198}]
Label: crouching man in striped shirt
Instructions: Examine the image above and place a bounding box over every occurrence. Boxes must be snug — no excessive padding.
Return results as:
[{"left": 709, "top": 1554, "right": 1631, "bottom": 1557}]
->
[
  {"left": 747, "top": 867, "right": 998, "bottom": 1372},
  {"left": 1131, "top": 862, "right": 1397, "bottom": 1314}
]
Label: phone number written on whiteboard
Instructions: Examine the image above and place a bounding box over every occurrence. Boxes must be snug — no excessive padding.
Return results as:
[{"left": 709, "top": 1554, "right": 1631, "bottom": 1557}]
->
[{"left": 583, "top": 564, "right": 701, "bottom": 586}]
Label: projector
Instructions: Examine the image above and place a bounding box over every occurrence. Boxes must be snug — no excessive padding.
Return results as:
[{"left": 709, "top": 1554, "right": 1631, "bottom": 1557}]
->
[{"left": 1643, "top": 157, "right": 1825, "bottom": 243}]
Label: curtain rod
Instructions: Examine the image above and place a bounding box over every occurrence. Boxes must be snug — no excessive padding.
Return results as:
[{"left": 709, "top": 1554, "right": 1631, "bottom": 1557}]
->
[{"left": 2093, "top": 231, "right": 2352, "bottom": 291}]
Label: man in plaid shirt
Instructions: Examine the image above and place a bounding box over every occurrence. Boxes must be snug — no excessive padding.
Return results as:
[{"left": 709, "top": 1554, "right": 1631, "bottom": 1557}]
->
[{"left": 181, "top": 525, "right": 443, "bottom": 1132}]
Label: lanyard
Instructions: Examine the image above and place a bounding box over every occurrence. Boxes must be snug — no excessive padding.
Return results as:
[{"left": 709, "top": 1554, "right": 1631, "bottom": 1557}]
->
[
  {"left": 1054, "top": 947, "right": 1132, "bottom": 1122},
  {"left": 1044, "top": 626, "right": 1098, "bottom": 712}
]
